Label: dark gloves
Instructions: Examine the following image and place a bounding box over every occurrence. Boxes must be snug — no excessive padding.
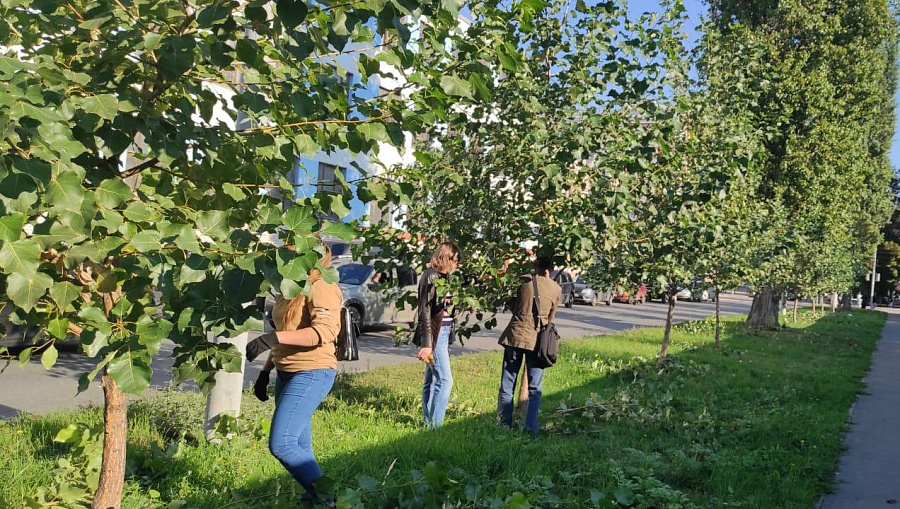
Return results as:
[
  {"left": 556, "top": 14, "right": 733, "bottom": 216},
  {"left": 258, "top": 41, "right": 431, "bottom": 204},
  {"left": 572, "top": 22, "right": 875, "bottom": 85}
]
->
[
  {"left": 254, "top": 370, "right": 271, "bottom": 402},
  {"left": 246, "top": 331, "right": 279, "bottom": 361}
]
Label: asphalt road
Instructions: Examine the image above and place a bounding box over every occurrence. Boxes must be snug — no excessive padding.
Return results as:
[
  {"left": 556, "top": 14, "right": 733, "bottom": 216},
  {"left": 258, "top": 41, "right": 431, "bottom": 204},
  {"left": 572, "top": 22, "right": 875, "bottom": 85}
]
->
[{"left": 0, "top": 294, "right": 753, "bottom": 419}]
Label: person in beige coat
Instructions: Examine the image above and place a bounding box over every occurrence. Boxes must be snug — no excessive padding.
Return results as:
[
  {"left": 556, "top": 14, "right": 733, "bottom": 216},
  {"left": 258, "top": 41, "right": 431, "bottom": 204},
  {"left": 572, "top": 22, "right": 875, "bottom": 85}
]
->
[{"left": 497, "top": 256, "right": 561, "bottom": 436}]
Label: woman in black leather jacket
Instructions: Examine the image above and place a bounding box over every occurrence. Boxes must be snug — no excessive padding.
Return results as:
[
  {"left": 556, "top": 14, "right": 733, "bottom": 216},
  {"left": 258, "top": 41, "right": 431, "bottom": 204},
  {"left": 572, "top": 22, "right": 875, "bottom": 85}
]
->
[{"left": 413, "top": 242, "right": 461, "bottom": 428}]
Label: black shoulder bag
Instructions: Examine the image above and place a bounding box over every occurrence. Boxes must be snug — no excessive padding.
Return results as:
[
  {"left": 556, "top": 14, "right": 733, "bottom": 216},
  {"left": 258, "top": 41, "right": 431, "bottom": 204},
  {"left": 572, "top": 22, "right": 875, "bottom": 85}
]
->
[{"left": 532, "top": 276, "right": 560, "bottom": 368}]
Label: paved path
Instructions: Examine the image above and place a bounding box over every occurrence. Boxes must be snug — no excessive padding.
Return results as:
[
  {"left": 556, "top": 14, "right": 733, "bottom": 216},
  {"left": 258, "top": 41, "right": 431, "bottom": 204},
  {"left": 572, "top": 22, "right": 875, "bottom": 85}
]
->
[
  {"left": 820, "top": 308, "right": 900, "bottom": 509},
  {"left": 0, "top": 295, "right": 753, "bottom": 418}
]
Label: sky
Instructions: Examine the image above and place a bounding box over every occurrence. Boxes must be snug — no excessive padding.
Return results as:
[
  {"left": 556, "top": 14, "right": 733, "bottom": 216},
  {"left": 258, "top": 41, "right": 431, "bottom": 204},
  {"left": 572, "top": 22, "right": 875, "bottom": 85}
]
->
[{"left": 628, "top": 0, "right": 900, "bottom": 172}]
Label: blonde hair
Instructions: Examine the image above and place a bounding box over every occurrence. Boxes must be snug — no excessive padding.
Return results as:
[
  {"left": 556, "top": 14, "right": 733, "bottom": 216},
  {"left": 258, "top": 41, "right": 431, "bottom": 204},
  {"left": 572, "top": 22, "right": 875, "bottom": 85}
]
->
[
  {"left": 283, "top": 244, "right": 332, "bottom": 330},
  {"left": 429, "top": 242, "right": 461, "bottom": 274}
]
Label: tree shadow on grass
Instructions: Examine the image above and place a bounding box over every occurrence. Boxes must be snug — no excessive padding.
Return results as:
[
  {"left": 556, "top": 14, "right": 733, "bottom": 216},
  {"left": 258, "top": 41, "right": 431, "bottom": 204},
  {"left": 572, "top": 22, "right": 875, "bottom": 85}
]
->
[{"left": 9, "top": 310, "right": 884, "bottom": 508}]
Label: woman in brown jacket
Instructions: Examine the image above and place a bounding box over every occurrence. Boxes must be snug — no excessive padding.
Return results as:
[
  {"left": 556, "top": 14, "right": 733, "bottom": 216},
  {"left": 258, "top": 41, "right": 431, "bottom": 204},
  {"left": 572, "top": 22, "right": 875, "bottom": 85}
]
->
[
  {"left": 497, "top": 256, "right": 561, "bottom": 436},
  {"left": 246, "top": 246, "right": 342, "bottom": 505}
]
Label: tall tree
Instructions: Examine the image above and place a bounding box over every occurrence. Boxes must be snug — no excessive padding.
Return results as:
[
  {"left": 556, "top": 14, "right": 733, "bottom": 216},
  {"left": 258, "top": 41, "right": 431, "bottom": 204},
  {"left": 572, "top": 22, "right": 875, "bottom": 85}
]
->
[
  {"left": 0, "top": 0, "right": 493, "bottom": 505},
  {"left": 706, "top": 0, "right": 899, "bottom": 328},
  {"left": 368, "top": 0, "right": 699, "bottom": 342}
]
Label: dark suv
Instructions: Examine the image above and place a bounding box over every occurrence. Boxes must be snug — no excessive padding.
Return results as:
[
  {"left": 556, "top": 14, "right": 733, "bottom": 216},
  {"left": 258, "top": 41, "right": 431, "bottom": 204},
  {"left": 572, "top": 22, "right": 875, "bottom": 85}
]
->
[{"left": 551, "top": 270, "right": 575, "bottom": 308}]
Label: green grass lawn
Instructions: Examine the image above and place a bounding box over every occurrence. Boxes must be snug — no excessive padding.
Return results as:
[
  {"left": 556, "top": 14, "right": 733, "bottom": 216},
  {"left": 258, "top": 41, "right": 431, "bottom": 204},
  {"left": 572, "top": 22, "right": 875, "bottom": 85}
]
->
[{"left": 0, "top": 310, "right": 886, "bottom": 508}]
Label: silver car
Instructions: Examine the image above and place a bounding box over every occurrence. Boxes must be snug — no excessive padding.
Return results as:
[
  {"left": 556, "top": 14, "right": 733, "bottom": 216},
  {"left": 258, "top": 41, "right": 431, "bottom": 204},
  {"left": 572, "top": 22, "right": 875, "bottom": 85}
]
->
[
  {"left": 336, "top": 260, "right": 418, "bottom": 329},
  {"left": 573, "top": 277, "right": 614, "bottom": 306},
  {"left": 690, "top": 281, "right": 717, "bottom": 302}
]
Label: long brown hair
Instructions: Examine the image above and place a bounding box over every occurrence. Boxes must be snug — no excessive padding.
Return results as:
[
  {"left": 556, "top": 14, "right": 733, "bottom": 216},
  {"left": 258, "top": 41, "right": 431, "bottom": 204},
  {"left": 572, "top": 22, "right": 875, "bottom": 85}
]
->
[
  {"left": 429, "top": 242, "right": 461, "bottom": 274},
  {"left": 282, "top": 244, "right": 332, "bottom": 330}
]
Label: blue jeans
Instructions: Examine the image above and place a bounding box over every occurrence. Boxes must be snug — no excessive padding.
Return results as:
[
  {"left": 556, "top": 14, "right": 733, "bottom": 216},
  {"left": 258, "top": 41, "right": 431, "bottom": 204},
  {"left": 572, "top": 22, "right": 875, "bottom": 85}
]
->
[
  {"left": 497, "top": 346, "right": 545, "bottom": 435},
  {"left": 422, "top": 324, "right": 453, "bottom": 428},
  {"left": 270, "top": 368, "right": 336, "bottom": 492}
]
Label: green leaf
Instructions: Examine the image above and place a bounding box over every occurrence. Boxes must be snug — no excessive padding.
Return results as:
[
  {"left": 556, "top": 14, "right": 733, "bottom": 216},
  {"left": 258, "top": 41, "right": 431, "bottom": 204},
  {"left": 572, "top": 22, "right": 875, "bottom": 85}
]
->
[
  {"left": 54, "top": 425, "right": 78, "bottom": 443},
  {"left": 507, "top": 491, "right": 529, "bottom": 509},
  {"left": 320, "top": 221, "right": 357, "bottom": 241},
  {"left": 276, "top": 0, "right": 308, "bottom": 30},
  {"left": 81, "top": 94, "right": 119, "bottom": 120},
  {"left": 81, "top": 329, "right": 110, "bottom": 357},
  {"left": 78, "top": 306, "right": 110, "bottom": 328},
  {"left": 144, "top": 32, "right": 162, "bottom": 51},
  {"left": 79, "top": 15, "right": 111, "bottom": 30},
  {"left": 18, "top": 347, "right": 32, "bottom": 365},
  {"left": 497, "top": 43, "right": 522, "bottom": 73},
  {"left": 613, "top": 485, "right": 634, "bottom": 506},
  {"left": 50, "top": 281, "right": 81, "bottom": 312},
  {"left": 79, "top": 351, "right": 115, "bottom": 393},
  {"left": 136, "top": 318, "right": 173, "bottom": 356},
  {"left": 108, "top": 354, "right": 152, "bottom": 394},
  {"left": 41, "top": 344, "right": 59, "bottom": 369},
  {"left": 319, "top": 265, "right": 339, "bottom": 284},
  {"left": 129, "top": 231, "right": 162, "bottom": 253},
  {"left": 280, "top": 278, "right": 302, "bottom": 300},
  {"left": 222, "top": 183, "right": 246, "bottom": 201},
  {"left": 441, "top": 0, "right": 464, "bottom": 17},
  {"left": 123, "top": 201, "right": 159, "bottom": 223},
  {"left": 194, "top": 210, "right": 230, "bottom": 241},
  {"left": 45, "top": 171, "right": 85, "bottom": 212},
  {"left": 468, "top": 73, "right": 492, "bottom": 102},
  {"left": 95, "top": 179, "right": 133, "bottom": 208},
  {"left": 321, "top": 194, "right": 352, "bottom": 219},
  {"left": 439, "top": 75, "right": 473, "bottom": 98},
  {"left": 283, "top": 206, "right": 318, "bottom": 235},
  {"left": 295, "top": 134, "right": 318, "bottom": 156},
  {"left": 47, "top": 318, "right": 69, "bottom": 339},
  {"left": 356, "top": 122, "right": 389, "bottom": 142},
  {"left": 222, "top": 269, "right": 265, "bottom": 304},
  {"left": 179, "top": 255, "right": 210, "bottom": 285},
  {"left": 0, "top": 213, "right": 25, "bottom": 243},
  {"left": 6, "top": 271, "right": 52, "bottom": 311},
  {"left": 277, "top": 255, "right": 309, "bottom": 281}
]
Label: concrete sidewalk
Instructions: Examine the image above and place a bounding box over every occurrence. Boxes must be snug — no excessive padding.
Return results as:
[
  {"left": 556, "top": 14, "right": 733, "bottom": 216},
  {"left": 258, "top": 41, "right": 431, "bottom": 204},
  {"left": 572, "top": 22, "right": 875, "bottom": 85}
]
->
[{"left": 820, "top": 309, "right": 900, "bottom": 509}]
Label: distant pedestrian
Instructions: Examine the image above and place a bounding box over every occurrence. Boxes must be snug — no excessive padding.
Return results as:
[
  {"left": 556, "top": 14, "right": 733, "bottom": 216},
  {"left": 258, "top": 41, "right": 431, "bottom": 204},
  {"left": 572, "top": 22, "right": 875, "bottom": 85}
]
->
[
  {"left": 245, "top": 245, "right": 341, "bottom": 506},
  {"left": 497, "top": 256, "right": 561, "bottom": 436},
  {"left": 413, "top": 241, "right": 462, "bottom": 428}
]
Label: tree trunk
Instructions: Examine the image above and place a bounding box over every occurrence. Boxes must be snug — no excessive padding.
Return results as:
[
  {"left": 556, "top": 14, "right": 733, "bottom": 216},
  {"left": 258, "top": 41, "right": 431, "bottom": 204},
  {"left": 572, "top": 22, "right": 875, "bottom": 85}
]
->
[
  {"left": 745, "top": 286, "right": 781, "bottom": 330},
  {"left": 830, "top": 292, "right": 838, "bottom": 313},
  {"left": 811, "top": 298, "right": 816, "bottom": 313},
  {"left": 658, "top": 290, "right": 677, "bottom": 361},
  {"left": 714, "top": 285, "right": 721, "bottom": 348},
  {"left": 93, "top": 374, "right": 127, "bottom": 509},
  {"left": 840, "top": 292, "right": 852, "bottom": 311},
  {"left": 792, "top": 298, "right": 798, "bottom": 323},
  {"left": 514, "top": 364, "right": 529, "bottom": 419}
]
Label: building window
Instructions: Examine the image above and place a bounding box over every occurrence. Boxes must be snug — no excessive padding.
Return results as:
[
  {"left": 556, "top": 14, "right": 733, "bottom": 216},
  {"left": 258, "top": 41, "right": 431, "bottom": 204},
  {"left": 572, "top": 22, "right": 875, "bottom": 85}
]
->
[{"left": 317, "top": 162, "right": 345, "bottom": 194}]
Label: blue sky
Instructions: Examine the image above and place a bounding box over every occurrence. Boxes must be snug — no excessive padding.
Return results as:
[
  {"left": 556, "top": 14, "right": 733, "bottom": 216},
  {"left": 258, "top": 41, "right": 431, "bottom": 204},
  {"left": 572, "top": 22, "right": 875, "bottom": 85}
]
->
[{"left": 628, "top": 0, "right": 900, "bottom": 172}]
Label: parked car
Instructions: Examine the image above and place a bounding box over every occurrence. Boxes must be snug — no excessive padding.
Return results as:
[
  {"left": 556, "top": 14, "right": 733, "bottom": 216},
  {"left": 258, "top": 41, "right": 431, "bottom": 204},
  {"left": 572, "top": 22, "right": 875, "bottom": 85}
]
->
[
  {"left": 613, "top": 284, "right": 648, "bottom": 304},
  {"left": 573, "top": 277, "right": 614, "bottom": 306},
  {"left": 551, "top": 270, "right": 575, "bottom": 308},
  {"left": 336, "top": 260, "right": 419, "bottom": 329},
  {"left": 652, "top": 282, "right": 692, "bottom": 303},
  {"left": 689, "top": 280, "right": 717, "bottom": 302}
]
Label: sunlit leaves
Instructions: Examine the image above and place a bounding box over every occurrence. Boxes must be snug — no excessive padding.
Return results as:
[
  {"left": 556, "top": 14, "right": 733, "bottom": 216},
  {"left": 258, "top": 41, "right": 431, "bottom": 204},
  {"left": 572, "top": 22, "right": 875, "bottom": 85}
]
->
[
  {"left": 95, "top": 179, "right": 133, "bottom": 209},
  {"left": 80, "top": 95, "right": 118, "bottom": 120},
  {"left": 439, "top": 75, "right": 473, "bottom": 99},
  {"left": 0, "top": 239, "right": 39, "bottom": 276},
  {"left": 0, "top": 213, "right": 24, "bottom": 243},
  {"left": 108, "top": 354, "right": 152, "bottom": 394},
  {"left": 6, "top": 271, "right": 52, "bottom": 311}
]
